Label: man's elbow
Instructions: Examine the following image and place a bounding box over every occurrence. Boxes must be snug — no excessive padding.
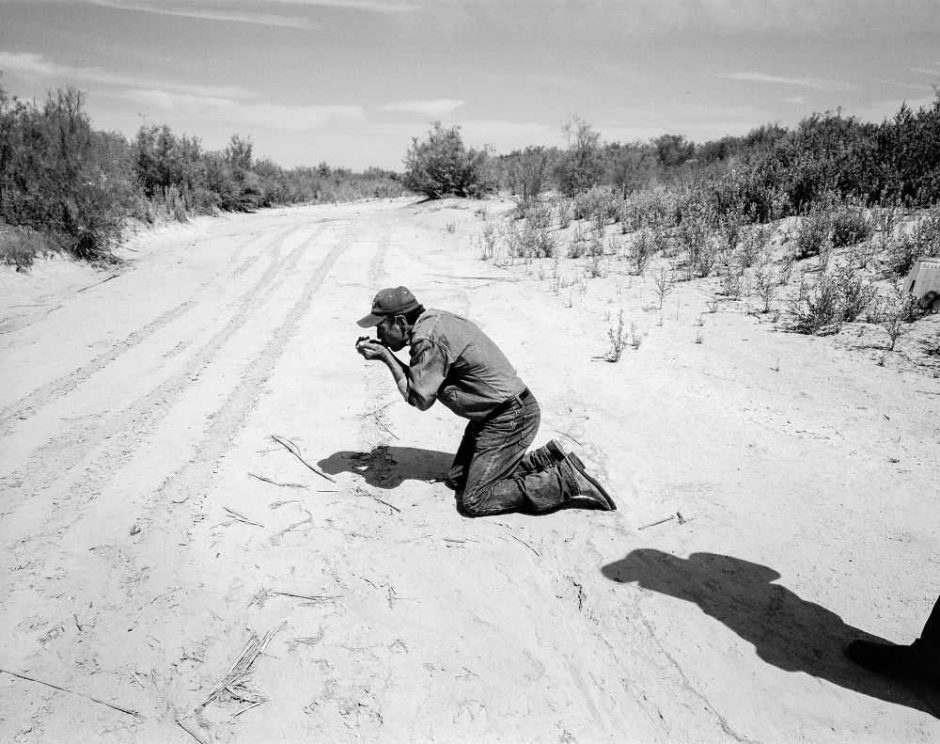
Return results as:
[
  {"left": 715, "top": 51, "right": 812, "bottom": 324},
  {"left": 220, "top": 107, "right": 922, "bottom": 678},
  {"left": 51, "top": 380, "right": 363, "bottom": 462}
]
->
[{"left": 408, "top": 393, "right": 436, "bottom": 411}]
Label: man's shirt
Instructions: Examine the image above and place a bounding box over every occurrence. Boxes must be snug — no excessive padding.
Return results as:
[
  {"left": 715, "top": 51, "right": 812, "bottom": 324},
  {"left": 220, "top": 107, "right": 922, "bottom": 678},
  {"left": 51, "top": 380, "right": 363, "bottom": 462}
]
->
[{"left": 404, "top": 309, "right": 526, "bottom": 421}]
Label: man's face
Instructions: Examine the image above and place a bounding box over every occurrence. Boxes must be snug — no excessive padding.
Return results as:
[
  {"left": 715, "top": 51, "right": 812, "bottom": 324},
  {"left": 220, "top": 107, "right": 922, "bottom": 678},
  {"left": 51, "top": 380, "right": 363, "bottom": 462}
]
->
[{"left": 376, "top": 315, "right": 408, "bottom": 351}]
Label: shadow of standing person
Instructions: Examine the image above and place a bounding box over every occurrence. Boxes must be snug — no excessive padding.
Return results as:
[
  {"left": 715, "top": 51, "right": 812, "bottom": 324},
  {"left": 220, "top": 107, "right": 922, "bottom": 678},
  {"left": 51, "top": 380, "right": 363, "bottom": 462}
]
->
[{"left": 601, "top": 549, "right": 937, "bottom": 717}]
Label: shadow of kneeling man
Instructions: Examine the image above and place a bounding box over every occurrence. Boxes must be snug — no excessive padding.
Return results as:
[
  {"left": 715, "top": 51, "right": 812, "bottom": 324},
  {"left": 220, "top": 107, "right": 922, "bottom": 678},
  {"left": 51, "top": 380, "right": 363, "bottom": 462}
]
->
[
  {"left": 601, "top": 549, "right": 935, "bottom": 716},
  {"left": 318, "top": 446, "right": 453, "bottom": 490}
]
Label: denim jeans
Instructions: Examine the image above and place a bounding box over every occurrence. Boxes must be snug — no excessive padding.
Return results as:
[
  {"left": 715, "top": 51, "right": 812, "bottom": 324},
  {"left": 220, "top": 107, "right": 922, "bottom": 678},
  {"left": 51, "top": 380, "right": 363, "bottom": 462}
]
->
[{"left": 448, "top": 392, "right": 567, "bottom": 517}]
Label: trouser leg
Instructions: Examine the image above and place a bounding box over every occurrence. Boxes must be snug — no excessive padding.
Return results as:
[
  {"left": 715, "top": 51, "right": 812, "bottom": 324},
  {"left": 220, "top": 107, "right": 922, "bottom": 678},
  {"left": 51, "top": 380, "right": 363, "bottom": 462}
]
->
[
  {"left": 458, "top": 395, "right": 570, "bottom": 517},
  {"left": 446, "top": 421, "right": 477, "bottom": 491}
]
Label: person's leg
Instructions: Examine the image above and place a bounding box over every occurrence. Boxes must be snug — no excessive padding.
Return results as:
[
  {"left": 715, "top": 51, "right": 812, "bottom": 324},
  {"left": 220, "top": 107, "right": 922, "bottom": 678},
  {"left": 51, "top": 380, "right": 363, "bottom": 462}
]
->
[
  {"left": 456, "top": 396, "right": 542, "bottom": 516},
  {"left": 458, "top": 396, "right": 616, "bottom": 516},
  {"left": 445, "top": 420, "right": 477, "bottom": 491}
]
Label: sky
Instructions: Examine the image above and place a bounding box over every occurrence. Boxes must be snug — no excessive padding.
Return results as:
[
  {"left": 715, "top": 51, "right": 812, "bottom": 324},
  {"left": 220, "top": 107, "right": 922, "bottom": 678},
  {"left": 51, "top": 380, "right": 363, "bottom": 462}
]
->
[{"left": 0, "top": 0, "right": 938, "bottom": 170}]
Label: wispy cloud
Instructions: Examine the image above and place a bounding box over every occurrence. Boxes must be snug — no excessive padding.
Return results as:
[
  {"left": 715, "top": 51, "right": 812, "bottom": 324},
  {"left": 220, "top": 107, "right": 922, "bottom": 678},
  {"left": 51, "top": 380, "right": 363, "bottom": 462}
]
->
[
  {"left": 124, "top": 88, "right": 365, "bottom": 130},
  {"left": 717, "top": 72, "right": 855, "bottom": 91},
  {"left": 0, "top": 51, "right": 250, "bottom": 98},
  {"left": 87, "top": 1, "right": 320, "bottom": 29},
  {"left": 379, "top": 98, "right": 465, "bottom": 116},
  {"left": 784, "top": 96, "right": 807, "bottom": 105},
  {"left": 911, "top": 66, "right": 940, "bottom": 77}
]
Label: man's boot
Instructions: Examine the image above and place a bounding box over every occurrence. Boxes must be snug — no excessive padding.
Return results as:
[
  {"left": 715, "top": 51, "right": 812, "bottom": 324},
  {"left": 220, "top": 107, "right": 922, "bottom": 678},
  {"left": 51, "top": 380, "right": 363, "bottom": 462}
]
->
[
  {"left": 518, "top": 439, "right": 569, "bottom": 475},
  {"left": 557, "top": 454, "right": 617, "bottom": 511}
]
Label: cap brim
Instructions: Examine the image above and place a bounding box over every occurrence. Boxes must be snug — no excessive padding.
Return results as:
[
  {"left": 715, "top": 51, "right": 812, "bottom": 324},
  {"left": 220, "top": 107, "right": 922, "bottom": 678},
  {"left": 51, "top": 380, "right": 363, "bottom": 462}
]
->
[{"left": 357, "top": 313, "right": 384, "bottom": 328}]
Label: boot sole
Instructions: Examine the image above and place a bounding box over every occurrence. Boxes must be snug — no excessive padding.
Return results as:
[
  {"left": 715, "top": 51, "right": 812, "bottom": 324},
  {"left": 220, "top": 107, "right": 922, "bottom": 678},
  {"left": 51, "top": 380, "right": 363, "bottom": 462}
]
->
[
  {"left": 545, "top": 439, "right": 568, "bottom": 461},
  {"left": 567, "top": 453, "right": 617, "bottom": 511}
]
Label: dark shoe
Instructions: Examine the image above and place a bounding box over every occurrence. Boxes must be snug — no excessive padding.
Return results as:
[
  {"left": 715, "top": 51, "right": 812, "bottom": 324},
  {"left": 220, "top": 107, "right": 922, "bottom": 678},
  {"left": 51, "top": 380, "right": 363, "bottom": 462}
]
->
[
  {"left": 846, "top": 640, "right": 940, "bottom": 686},
  {"left": 544, "top": 439, "right": 568, "bottom": 462},
  {"left": 557, "top": 455, "right": 617, "bottom": 511}
]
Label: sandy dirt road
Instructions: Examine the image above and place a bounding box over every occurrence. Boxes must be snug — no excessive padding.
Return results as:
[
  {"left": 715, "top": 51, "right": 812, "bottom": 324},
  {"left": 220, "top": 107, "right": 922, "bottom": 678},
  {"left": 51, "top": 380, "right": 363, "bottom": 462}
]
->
[{"left": 1, "top": 198, "right": 938, "bottom": 743}]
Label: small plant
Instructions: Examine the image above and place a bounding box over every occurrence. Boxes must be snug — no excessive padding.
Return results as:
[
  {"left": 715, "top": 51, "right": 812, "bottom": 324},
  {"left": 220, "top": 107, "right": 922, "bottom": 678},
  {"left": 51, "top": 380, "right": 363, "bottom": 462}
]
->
[
  {"left": 792, "top": 270, "right": 843, "bottom": 335},
  {"left": 628, "top": 229, "right": 655, "bottom": 275},
  {"left": 654, "top": 267, "right": 674, "bottom": 310},
  {"left": 445, "top": 221, "right": 456, "bottom": 234},
  {"left": 605, "top": 310, "right": 627, "bottom": 362},
  {"left": 477, "top": 222, "right": 497, "bottom": 260},
  {"left": 694, "top": 330, "right": 704, "bottom": 344},
  {"left": 555, "top": 197, "right": 572, "bottom": 229},
  {"left": 740, "top": 225, "right": 772, "bottom": 268},
  {"left": 753, "top": 265, "right": 777, "bottom": 313},
  {"left": 524, "top": 203, "right": 552, "bottom": 229},
  {"left": 875, "top": 282, "right": 919, "bottom": 351},
  {"left": 830, "top": 204, "right": 871, "bottom": 248},
  {"left": 833, "top": 265, "right": 875, "bottom": 322},
  {"left": 793, "top": 206, "right": 831, "bottom": 260}
]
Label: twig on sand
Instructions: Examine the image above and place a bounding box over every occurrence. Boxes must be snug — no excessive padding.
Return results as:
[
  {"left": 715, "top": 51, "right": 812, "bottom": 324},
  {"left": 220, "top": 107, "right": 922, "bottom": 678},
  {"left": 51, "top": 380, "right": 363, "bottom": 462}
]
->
[
  {"left": 175, "top": 718, "right": 208, "bottom": 744},
  {"left": 638, "top": 514, "right": 675, "bottom": 531},
  {"left": 0, "top": 667, "right": 140, "bottom": 718},
  {"left": 248, "top": 472, "right": 308, "bottom": 489},
  {"left": 353, "top": 486, "right": 401, "bottom": 513},
  {"left": 270, "top": 591, "right": 340, "bottom": 603},
  {"left": 223, "top": 506, "right": 264, "bottom": 528},
  {"left": 509, "top": 534, "right": 541, "bottom": 558},
  {"left": 201, "top": 625, "right": 283, "bottom": 709},
  {"left": 638, "top": 512, "right": 688, "bottom": 530},
  {"left": 375, "top": 419, "right": 399, "bottom": 440},
  {"left": 233, "top": 701, "right": 265, "bottom": 717},
  {"left": 555, "top": 430, "right": 583, "bottom": 446},
  {"left": 358, "top": 400, "right": 395, "bottom": 419},
  {"left": 270, "top": 434, "right": 336, "bottom": 483}
]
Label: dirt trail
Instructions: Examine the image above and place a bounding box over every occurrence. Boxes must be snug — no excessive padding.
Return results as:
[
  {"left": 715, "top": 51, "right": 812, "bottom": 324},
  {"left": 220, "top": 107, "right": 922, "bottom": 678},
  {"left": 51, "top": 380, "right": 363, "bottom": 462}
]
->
[{"left": 1, "top": 198, "right": 938, "bottom": 743}]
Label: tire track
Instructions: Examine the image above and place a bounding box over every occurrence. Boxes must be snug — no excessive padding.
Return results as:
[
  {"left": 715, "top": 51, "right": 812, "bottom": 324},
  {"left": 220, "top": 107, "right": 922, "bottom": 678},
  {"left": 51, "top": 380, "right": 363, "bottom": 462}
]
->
[
  {"left": 0, "top": 224, "right": 334, "bottom": 518},
  {"left": 0, "top": 227, "right": 292, "bottom": 433},
  {"left": 141, "top": 227, "right": 354, "bottom": 517}
]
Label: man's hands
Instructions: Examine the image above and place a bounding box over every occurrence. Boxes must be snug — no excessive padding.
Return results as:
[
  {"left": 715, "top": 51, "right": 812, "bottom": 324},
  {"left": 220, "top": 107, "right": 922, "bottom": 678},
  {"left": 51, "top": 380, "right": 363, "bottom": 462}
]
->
[{"left": 356, "top": 335, "right": 389, "bottom": 361}]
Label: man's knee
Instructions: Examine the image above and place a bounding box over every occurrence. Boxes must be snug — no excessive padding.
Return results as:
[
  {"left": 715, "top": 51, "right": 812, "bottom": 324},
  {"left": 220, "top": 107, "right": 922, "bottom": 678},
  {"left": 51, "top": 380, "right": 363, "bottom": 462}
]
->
[{"left": 456, "top": 487, "right": 491, "bottom": 517}]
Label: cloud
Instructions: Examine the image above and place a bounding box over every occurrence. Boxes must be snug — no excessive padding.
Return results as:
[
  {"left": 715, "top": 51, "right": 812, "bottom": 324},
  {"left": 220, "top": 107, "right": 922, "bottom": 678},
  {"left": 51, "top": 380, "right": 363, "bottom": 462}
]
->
[
  {"left": 379, "top": 98, "right": 465, "bottom": 116},
  {"left": 0, "top": 51, "right": 250, "bottom": 99},
  {"left": 87, "top": 1, "right": 320, "bottom": 29},
  {"left": 124, "top": 88, "right": 365, "bottom": 130},
  {"left": 784, "top": 96, "right": 807, "bottom": 105},
  {"left": 717, "top": 72, "right": 855, "bottom": 91}
]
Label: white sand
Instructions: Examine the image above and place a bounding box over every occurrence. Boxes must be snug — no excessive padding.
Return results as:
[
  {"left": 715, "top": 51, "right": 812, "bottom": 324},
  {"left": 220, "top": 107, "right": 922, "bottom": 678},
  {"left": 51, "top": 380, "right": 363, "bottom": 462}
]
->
[{"left": 1, "top": 198, "right": 937, "bottom": 743}]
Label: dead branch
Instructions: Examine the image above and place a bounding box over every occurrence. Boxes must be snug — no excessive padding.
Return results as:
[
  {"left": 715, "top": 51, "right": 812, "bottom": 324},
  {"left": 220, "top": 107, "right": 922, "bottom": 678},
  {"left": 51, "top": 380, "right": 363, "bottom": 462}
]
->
[
  {"left": 248, "top": 472, "right": 308, "bottom": 489},
  {"left": 223, "top": 506, "right": 264, "bottom": 528},
  {"left": 202, "top": 625, "right": 283, "bottom": 709},
  {"left": 270, "top": 591, "right": 340, "bottom": 603},
  {"left": 270, "top": 434, "right": 336, "bottom": 483},
  {"left": 509, "top": 534, "right": 541, "bottom": 557},
  {"left": 0, "top": 667, "right": 140, "bottom": 718},
  {"left": 175, "top": 718, "right": 208, "bottom": 744},
  {"left": 353, "top": 486, "right": 401, "bottom": 513},
  {"left": 638, "top": 514, "right": 676, "bottom": 531}
]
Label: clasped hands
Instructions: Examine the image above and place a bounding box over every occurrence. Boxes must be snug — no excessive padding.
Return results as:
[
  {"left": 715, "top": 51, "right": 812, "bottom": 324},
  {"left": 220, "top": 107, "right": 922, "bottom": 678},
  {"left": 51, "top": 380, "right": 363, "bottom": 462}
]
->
[{"left": 355, "top": 335, "right": 389, "bottom": 361}]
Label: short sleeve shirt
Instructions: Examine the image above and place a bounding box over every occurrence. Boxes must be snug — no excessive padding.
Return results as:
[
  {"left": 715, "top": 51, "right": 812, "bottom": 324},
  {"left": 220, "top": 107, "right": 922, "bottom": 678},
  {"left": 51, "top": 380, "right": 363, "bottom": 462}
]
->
[{"left": 406, "top": 309, "right": 526, "bottom": 421}]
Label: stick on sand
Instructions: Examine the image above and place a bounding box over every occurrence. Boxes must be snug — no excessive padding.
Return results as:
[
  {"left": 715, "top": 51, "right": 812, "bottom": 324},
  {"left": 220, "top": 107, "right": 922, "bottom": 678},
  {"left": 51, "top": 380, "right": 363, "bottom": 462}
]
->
[
  {"left": 0, "top": 667, "right": 140, "bottom": 718},
  {"left": 270, "top": 434, "right": 336, "bottom": 483}
]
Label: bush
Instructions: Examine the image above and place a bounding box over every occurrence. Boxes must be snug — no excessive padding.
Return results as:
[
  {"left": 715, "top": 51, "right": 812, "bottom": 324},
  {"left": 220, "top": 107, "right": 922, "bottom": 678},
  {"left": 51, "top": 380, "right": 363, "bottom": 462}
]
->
[
  {"left": 830, "top": 203, "right": 872, "bottom": 248},
  {"left": 403, "top": 122, "right": 492, "bottom": 199},
  {"left": 793, "top": 206, "right": 831, "bottom": 260}
]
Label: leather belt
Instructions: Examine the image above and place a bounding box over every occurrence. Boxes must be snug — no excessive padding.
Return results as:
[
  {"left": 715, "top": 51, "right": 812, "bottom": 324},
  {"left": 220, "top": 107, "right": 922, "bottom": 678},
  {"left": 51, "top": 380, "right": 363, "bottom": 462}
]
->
[{"left": 483, "top": 388, "right": 531, "bottom": 421}]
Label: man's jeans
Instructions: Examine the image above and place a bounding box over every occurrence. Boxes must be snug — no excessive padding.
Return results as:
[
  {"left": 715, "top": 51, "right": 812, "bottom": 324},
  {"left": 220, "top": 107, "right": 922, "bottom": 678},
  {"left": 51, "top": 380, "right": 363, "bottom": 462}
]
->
[{"left": 448, "top": 392, "right": 567, "bottom": 517}]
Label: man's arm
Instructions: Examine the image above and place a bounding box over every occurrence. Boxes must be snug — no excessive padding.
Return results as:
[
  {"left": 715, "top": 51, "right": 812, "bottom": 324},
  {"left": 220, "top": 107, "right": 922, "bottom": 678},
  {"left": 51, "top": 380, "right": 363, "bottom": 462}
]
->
[{"left": 356, "top": 338, "right": 445, "bottom": 410}]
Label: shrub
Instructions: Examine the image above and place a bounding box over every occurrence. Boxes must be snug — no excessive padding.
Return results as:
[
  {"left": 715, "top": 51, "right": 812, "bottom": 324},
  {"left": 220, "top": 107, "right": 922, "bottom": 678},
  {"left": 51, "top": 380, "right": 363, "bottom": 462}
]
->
[
  {"left": 875, "top": 282, "right": 919, "bottom": 350},
  {"left": 403, "top": 122, "right": 492, "bottom": 199},
  {"left": 792, "top": 270, "right": 843, "bottom": 334},
  {"left": 554, "top": 117, "right": 604, "bottom": 196},
  {"left": 830, "top": 203, "right": 872, "bottom": 248},
  {"left": 792, "top": 206, "right": 831, "bottom": 260}
]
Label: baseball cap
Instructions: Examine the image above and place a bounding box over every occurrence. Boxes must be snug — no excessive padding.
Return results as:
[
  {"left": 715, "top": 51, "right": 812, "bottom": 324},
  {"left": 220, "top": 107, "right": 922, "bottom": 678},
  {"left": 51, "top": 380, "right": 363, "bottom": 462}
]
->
[{"left": 357, "top": 286, "right": 421, "bottom": 327}]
